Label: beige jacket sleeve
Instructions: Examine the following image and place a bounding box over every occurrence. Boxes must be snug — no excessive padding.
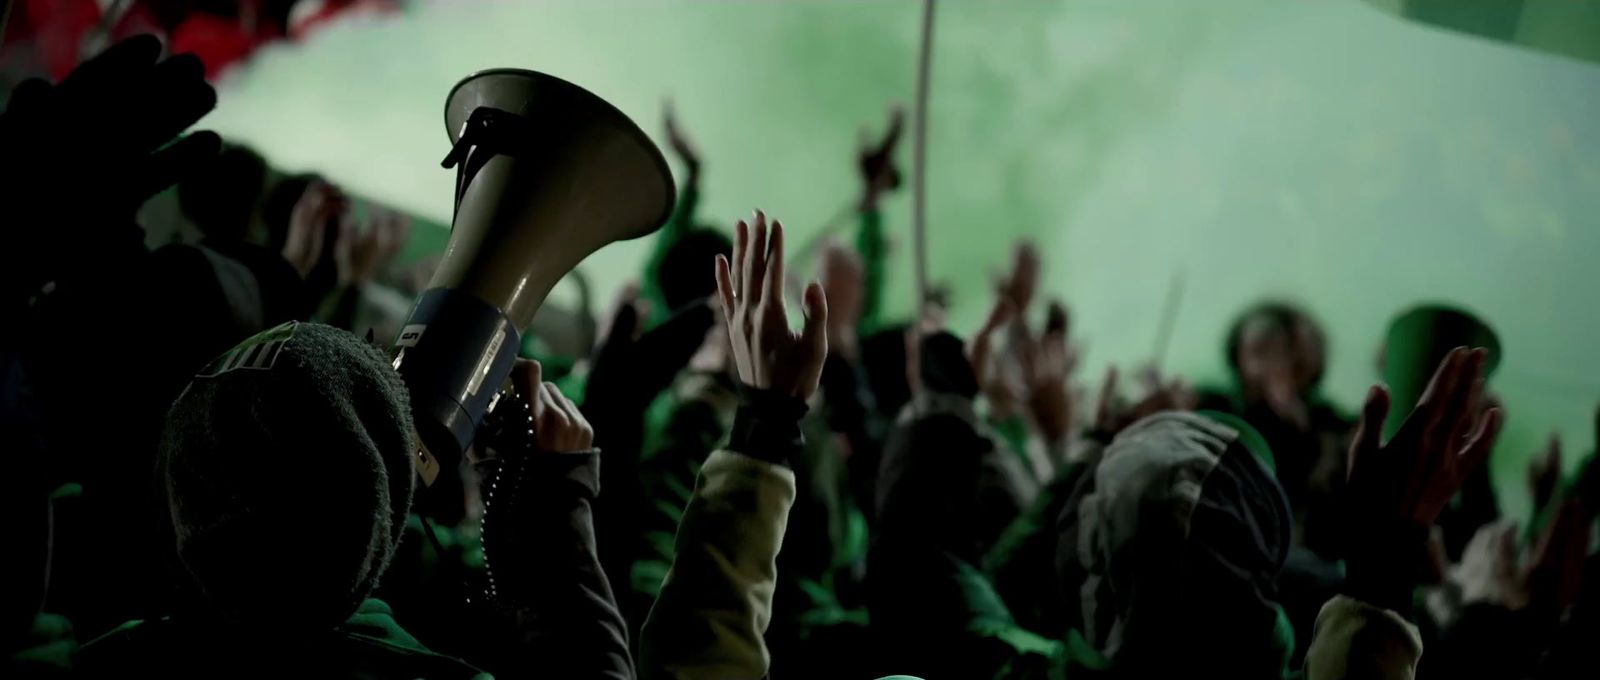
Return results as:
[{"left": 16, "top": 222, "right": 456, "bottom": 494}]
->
[
  {"left": 1305, "top": 595, "right": 1424, "bottom": 680},
  {"left": 638, "top": 449, "right": 797, "bottom": 680}
]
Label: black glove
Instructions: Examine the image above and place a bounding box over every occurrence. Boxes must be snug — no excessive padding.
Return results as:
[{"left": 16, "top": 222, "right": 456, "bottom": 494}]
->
[{"left": 1, "top": 35, "right": 220, "bottom": 305}]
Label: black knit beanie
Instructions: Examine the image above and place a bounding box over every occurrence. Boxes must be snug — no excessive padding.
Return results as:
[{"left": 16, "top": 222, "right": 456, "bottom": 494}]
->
[{"left": 160, "top": 321, "right": 414, "bottom": 632}]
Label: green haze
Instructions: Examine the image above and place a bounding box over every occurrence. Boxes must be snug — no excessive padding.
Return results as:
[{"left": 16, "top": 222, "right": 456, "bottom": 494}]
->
[{"left": 203, "top": 0, "right": 1600, "bottom": 522}]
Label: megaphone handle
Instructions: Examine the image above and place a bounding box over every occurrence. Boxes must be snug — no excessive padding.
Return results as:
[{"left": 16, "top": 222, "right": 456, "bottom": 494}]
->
[{"left": 415, "top": 375, "right": 520, "bottom": 488}]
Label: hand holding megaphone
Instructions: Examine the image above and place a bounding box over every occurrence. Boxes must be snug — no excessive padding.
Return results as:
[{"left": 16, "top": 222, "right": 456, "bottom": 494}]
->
[{"left": 394, "top": 69, "right": 675, "bottom": 489}]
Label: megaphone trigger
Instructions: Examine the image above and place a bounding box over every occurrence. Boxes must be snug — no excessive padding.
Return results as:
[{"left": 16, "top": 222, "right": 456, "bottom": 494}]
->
[{"left": 416, "top": 439, "right": 442, "bottom": 487}]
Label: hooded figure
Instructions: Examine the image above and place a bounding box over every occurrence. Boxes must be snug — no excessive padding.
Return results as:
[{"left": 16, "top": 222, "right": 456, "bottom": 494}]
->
[
  {"left": 78, "top": 322, "right": 484, "bottom": 678},
  {"left": 1055, "top": 411, "right": 1296, "bottom": 678}
]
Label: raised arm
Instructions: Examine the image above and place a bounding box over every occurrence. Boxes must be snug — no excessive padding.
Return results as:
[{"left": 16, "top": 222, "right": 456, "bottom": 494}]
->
[
  {"left": 639, "top": 211, "right": 828, "bottom": 680},
  {"left": 854, "top": 106, "right": 903, "bottom": 335},
  {"left": 1307, "top": 347, "right": 1503, "bottom": 680},
  {"left": 642, "top": 102, "right": 705, "bottom": 324}
]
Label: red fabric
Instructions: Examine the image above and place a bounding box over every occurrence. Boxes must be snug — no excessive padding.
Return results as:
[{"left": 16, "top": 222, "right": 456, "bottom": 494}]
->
[
  {"left": 5, "top": 0, "right": 400, "bottom": 82},
  {"left": 20, "top": 0, "right": 100, "bottom": 80},
  {"left": 289, "top": 0, "right": 401, "bottom": 40},
  {"left": 169, "top": 14, "right": 260, "bottom": 80}
]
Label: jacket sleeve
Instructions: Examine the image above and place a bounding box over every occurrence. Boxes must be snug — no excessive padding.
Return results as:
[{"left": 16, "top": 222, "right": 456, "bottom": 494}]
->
[
  {"left": 638, "top": 449, "right": 797, "bottom": 680},
  {"left": 638, "top": 385, "right": 805, "bottom": 680},
  {"left": 476, "top": 452, "right": 634, "bottom": 679},
  {"left": 1305, "top": 595, "right": 1423, "bottom": 680}
]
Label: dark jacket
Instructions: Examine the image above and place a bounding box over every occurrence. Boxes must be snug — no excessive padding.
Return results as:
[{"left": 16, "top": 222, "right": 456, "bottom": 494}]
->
[
  {"left": 77, "top": 599, "right": 486, "bottom": 679},
  {"left": 76, "top": 451, "right": 633, "bottom": 680},
  {"left": 867, "top": 333, "right": 1060, "bottom": 679},
  {"left": 983, "top": 436, "right": 1107, "bottom": 640}
]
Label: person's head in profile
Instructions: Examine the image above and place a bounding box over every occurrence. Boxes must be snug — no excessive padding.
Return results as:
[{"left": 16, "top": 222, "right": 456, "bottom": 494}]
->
[{"left": 160, "top": 321, "right": 414, "bottom": 632}]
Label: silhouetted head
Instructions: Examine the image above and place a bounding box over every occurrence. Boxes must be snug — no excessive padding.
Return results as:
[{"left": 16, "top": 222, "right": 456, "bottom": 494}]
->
[
  {"left": 862, "top": 324, "right": 913, "bottom": 418},
  {"left": 656, "top": 227, "right": 732, "bottom": 313},
  {"left": 1225, "top": 302, "right": 1326, "bottom": 401},
  {"left": 177, "top": 144, "right": 267, "bottom": 241},
  {"left": 160, "top": 322, "right": 414, "bottom": 632}
]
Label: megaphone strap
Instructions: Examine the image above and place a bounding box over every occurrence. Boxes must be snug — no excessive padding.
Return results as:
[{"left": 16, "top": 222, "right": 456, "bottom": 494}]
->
[{"left": 441, "top": 107, "right": 539, "bottom": 213}]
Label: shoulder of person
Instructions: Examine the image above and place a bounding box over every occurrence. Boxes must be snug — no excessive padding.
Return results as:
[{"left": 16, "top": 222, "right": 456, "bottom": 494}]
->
[
  {"left": 1193, "top": 385, "right": 1239, "bottom": 413},
  {"left": 337, "top": 599, "right": 488, "bottom": 679},
  {"left": 146, "top": 241, "right": 210, "bottom": 268}
]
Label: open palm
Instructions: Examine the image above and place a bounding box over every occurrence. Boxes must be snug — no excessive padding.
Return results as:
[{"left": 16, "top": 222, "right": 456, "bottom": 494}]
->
[{"left": 714, "top": 211, "right": 828, "bottom": 399}]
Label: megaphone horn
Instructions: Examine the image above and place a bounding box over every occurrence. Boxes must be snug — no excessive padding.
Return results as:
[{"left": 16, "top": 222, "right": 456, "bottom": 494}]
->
[{"left": 393, "top": 69, "right": 675, "bottom": 488}]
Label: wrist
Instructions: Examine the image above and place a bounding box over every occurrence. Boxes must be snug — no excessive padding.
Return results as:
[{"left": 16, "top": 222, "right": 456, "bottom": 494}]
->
[
  {"left": 728, "top": 382, "right": 808, "bottom": 466},
  {"left": 1342, "top": 519, "right": 1430, "bottom": 614}
]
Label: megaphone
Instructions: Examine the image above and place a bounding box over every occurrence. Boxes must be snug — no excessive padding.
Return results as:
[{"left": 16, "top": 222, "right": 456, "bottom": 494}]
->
[{"left": 393, "top": 69, "right": 675, "bottom": 487}]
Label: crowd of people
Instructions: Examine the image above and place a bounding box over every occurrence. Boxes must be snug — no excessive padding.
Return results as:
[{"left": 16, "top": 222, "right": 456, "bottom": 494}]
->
[{"left": 4, "top": 35, "right": 1598, "bottom": 680}]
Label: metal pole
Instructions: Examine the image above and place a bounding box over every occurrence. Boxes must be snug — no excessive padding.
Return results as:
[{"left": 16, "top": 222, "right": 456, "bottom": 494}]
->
[{"left": 911, "top": 0, "right": 936, "bottom": 316}]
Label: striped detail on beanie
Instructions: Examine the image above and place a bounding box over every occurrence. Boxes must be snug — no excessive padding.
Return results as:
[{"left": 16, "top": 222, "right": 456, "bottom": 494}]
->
[{"left": 196, "top": 321, "right": 300, "bottom": 378}]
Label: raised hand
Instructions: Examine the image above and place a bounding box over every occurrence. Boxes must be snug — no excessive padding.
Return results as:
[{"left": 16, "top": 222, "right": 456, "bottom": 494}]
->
[
  {"left": 1451, "top": 495, "right": 1592, "bottom": 617},
  {"left": 965, "top": 294, "right": 1016, "bottom": 397},
  {"left": 337, "top": 206, "right": 411, "bottom": 288},
  {"left": 586, "top": 283, "right": 714, "bottom": 415},
  {"left": 1522, "top": 499, "right": 1592, "bottom": 613},
  {"left": 1528, "top": 434, "right": 1563, "bottom": 518},
  {"left": 1452, "top": 520, "right": 1528, "bottom": 609},
  {"left": 1259, "top": 364, "right": 1312, "bottom": 431},
  {"left": 1574, "top": 403, "right": 1600, "bottom": 508},
  {"left": 281, "top": 181, "right": 345, "bottom": 279},
  {"left": 1093, "top": 364, "right": 1196, "bottom": 437},
  {"left": 997, "top": 242, "right": 1042, "bottom": 314},
  {"left": 3, "top": 35, "right": 220, "bottom": 296},
  {"left": 663, "top": 100, "right": 701, "bottom": 177},
  {"left": 818, "top": 240, "right": 865, "bottom": 360},
  {"left": 1345, "top": 347, "right": 1504, "bottom": 527},
  {"left": 858, "top": 105, "right": 905, "bottom": 209},
  {"left": 1023, "top": 301, "right": 1077, "bottom": 442},
  {"left": 714, "top": 211, "right": 828, "bottom": 399}
]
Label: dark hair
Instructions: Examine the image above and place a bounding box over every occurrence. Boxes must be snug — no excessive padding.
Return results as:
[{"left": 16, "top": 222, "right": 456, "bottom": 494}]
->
[
  {"left": 177, "top": 144, "right": 267, "bottom": 240},
  {"left": 1224, "top": 301, "right": 1327, "bottom": 387},
  {"left": 656, "top": 227, "right": 732, "bottom": 312},
  {"left": 861, "top": 324, "right": 913, "bottom": 418}
]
